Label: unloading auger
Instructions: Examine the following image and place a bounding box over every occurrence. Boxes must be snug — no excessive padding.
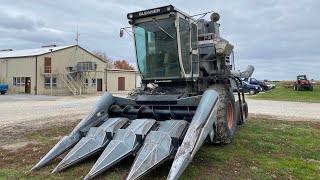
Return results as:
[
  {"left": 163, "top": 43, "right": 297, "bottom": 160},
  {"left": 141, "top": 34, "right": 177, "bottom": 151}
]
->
[{"left": 32, "top": 5, "right": 254, "bottom": 179}]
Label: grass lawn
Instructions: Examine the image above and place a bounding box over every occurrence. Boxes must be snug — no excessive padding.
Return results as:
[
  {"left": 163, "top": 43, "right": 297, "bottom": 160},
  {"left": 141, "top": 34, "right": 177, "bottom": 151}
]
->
[
  {"left": 1, "top": 119, "right": 320, "bottom": 180},
  {"left": 250, "top": 85, "right": 320, "bottom": 103}
]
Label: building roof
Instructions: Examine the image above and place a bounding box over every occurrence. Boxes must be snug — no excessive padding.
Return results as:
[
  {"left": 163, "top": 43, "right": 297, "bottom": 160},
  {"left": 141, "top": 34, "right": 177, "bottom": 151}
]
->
[{"left": 0, "top": 45, "right": 75, "bottom": 59}]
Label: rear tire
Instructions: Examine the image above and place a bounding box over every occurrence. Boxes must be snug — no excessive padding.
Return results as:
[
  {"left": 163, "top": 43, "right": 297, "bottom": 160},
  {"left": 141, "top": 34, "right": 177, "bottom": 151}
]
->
[
  {"left": 235, "top": 100, "right": 248, "bottom": 125},
  {"left": 210, "top": 85, "right": 237, "bottom": 144},
  {"left": 0, "top": 91, "right": 5, "bottom": 95}
]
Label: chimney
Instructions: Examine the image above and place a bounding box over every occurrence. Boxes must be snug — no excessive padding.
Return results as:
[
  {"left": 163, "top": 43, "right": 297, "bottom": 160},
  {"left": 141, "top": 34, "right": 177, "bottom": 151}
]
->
[
  {"left": 41, "top": 45, "right": 57, "bottom": 48},
  {"left": 0, "top": 49, "right": 13, "bottom": 52}
]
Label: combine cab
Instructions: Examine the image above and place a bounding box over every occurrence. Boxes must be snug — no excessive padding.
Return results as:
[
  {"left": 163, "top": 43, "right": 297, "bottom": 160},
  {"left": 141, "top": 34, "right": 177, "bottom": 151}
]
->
[
  {"left": 294, "top": 75, "right": 313, "bottom": 91},
  {"left": 32, "top": 5, "right": 254, "bottom": 179}
]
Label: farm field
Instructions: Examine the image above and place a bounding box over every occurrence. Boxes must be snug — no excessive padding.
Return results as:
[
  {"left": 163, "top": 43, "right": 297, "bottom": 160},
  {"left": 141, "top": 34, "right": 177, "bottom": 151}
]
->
[{"left": 250, "top": 82, "right": 320, "bottom": 103}]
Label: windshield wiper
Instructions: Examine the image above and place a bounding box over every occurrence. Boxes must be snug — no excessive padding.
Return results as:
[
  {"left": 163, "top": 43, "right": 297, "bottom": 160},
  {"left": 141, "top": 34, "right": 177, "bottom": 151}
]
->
[{"left": 152, "top": 19, "right": 175, "bottom": 39}]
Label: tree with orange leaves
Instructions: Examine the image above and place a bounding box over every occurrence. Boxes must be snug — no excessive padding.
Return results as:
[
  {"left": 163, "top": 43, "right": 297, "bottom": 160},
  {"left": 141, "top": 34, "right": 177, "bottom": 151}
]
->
[{"left": 114, "top": 60, "right": 134, "bottom": 70}]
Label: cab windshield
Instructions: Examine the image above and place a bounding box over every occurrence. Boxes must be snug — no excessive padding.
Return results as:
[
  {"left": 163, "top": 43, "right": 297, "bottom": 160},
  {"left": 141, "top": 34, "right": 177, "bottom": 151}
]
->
[
  {"left": 134, "top": 18, "right": 180, "bottom": 78},
  {"left": 298, "top": 76, "right": 307, "bottom": 80}
]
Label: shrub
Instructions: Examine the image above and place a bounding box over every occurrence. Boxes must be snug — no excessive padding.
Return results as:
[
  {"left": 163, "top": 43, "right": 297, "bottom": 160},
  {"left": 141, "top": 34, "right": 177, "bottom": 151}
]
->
[{"left": 278, "top": 81, "right": 295, "bottom": 89}]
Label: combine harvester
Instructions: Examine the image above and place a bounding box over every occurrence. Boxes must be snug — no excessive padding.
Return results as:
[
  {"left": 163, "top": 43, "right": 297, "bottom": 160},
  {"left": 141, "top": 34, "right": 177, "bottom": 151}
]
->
[{"left": 32, "top": 5, "right": 254, "bottom": 179}]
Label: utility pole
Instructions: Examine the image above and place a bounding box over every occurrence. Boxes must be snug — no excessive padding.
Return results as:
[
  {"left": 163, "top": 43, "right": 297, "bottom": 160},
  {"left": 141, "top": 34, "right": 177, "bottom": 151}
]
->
[
  {"left": 75, "top": 28, "right": 80, "bottom": 46},
  {"left": 49, "top": 49, "right": 53, "bottom": 95}
]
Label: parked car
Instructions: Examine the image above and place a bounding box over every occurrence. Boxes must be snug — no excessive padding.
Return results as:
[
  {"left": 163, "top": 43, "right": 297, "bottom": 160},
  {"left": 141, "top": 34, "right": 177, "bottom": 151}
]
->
[
  {"left": 265, "top": 82, "right": 276, "bottom": 90},
  {"left": 0, "top": 84, "right": 8, "bottom": 95},
  {"left": 247, "top": 78, "right": 269, "bottom": 91},
  {"left": 242, "top": 81, "right": 261, "bottom": 95}
]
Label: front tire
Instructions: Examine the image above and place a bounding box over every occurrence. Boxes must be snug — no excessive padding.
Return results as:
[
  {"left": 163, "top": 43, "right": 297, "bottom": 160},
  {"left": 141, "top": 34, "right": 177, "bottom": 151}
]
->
[
  {"left": 249, "top": 89, "right": 256, "bottom": 95},
  {"left": 297, "top": 85, "right": 301, "bottom": 91},
  {"left": 210, "top": 85, "right": 237, "bottom": 144}
]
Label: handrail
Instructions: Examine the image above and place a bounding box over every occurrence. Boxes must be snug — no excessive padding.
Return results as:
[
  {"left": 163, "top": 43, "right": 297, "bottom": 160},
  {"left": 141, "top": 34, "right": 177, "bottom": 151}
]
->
[
  {"left": 62, "top": 69, "right": 82, "bottom": 95},
  {"left": 60, "top": 76, "right": 76, "bottom": 95}
]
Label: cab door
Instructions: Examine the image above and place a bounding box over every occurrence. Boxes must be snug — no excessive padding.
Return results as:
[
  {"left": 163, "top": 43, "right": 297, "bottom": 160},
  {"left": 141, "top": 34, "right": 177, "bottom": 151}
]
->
[{"left": 178, "top": 17, "right": 199, "bottom": 78}]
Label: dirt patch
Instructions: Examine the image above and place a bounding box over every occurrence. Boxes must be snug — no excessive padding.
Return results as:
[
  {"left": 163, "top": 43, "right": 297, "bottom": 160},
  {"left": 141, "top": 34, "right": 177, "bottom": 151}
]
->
[
  {"left": 0, "top": 143, "right": 51, "bottom": 169},
  {"left": 0, "top": 115, "right": 82, "bottom": 146},
  {"left": 51, "top": 136, "right": 64, "bottom": 141},
  {"left": 250, "top": 114, "right": 320, "bottom": 130},
  {"left": 249, "top": 113, "right": 320, "bottom": 122},
  {"left": 2, "top": 141, "right": 39, "bottom": 152}
]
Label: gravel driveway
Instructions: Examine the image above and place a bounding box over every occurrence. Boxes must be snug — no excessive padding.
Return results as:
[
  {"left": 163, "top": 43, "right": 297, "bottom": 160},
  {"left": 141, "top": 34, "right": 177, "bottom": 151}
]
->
[
  {"left": 0, "top": 94, "right": 101, "bottom": 128},
  {"left": 246, "top": 98, "right": 320, "bottom": 121}
]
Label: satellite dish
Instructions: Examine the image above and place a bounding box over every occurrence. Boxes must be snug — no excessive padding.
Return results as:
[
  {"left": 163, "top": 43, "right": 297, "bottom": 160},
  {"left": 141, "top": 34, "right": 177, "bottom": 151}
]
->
[{"left": 120, "top": 29, "right": 124, "bottom": 37}]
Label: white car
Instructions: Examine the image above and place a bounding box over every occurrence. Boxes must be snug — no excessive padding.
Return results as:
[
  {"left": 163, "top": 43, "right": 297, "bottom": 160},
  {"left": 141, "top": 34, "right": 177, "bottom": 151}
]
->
[{"left": 265, "top": 83, "right": 276, "bottom": 90}]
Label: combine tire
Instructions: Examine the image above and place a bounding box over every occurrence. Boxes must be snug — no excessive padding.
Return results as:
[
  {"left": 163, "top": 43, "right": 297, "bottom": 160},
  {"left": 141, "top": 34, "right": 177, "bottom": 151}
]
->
[
  {"left": 235, "top": 100, "right": 248, "bottom": 125},
  {"left": 210, "top": 85, "right": 236, "bottom": 144}
]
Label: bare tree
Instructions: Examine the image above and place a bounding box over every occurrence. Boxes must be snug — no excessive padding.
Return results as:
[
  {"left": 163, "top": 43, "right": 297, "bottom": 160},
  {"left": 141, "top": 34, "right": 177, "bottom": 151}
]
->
[{"left": 92, "top": 50, "right": 114, "bottom": 69}]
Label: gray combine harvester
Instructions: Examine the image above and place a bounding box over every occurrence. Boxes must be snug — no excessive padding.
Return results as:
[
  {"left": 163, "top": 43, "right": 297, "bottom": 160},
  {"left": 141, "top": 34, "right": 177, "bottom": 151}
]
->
[{"left": 32, "top": 5, "right": 254, "bottom": 180}]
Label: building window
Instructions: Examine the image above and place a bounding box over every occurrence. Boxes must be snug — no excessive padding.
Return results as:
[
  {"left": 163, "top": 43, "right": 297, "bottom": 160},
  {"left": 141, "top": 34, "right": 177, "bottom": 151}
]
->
[
  {"left": 44, "top": 77, "right": 57, "bottom": 87},
  {"left": 13, "top": 77, "right": 25, "bottom": 86},
  {"left": 13, "top": 77, "right": 16, "bottom": 86},
  {"left": 44, "top": 78, "right": 50, "bottom": 87},
  {"left": 21, "top": 78, "right": 25, "bottom": 86},
  {"left": 17, "top": 77, "right": 21, "bottom": 86},
  {"left": 92, "top": 78, "right": 96, "bottom": 86},
  {"left": 85, "top": 79, "right": 89, "bottom": 86},
  {"left": 52, "top": 78, "right": 57, "bottom": 86}
]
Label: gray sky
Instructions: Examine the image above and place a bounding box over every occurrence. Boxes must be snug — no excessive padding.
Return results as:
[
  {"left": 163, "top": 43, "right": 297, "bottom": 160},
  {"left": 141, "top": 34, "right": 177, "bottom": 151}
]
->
[{"left": 1, "top": 0, "right": 319, "bottom": 80}]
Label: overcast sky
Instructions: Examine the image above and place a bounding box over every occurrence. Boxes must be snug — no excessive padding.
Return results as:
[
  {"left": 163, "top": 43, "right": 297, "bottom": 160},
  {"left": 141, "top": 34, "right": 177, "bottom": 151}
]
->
[{"left": 1, "top": 0, "right": 319, "bottom": 80}]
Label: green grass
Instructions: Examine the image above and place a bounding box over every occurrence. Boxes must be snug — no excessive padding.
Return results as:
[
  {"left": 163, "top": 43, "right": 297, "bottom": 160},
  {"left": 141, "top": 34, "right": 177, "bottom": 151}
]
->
[
  {"left": 1, "top": 119, "right": 320, "bottom": 180},
  {"left": 250, "top": 85, "right": 320, "bottom": 103}
]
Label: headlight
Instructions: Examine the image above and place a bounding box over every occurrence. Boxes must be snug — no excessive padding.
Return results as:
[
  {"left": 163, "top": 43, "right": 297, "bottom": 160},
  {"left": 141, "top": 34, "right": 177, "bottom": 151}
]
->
[
  {"left": 128, "top": 13, "right": 133, "bottom": 19},
  {"left": 167, "top": 6, "right": 172, "bottom": 11},
  {"left": 255, "top": 86, "right": 258, "bottom": 89}
]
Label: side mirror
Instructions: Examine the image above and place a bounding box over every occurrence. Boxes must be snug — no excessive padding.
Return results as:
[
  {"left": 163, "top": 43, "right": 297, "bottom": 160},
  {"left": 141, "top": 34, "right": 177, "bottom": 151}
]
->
[{"left": 120, "top": 29, "right": 124, "bottom": 37}]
